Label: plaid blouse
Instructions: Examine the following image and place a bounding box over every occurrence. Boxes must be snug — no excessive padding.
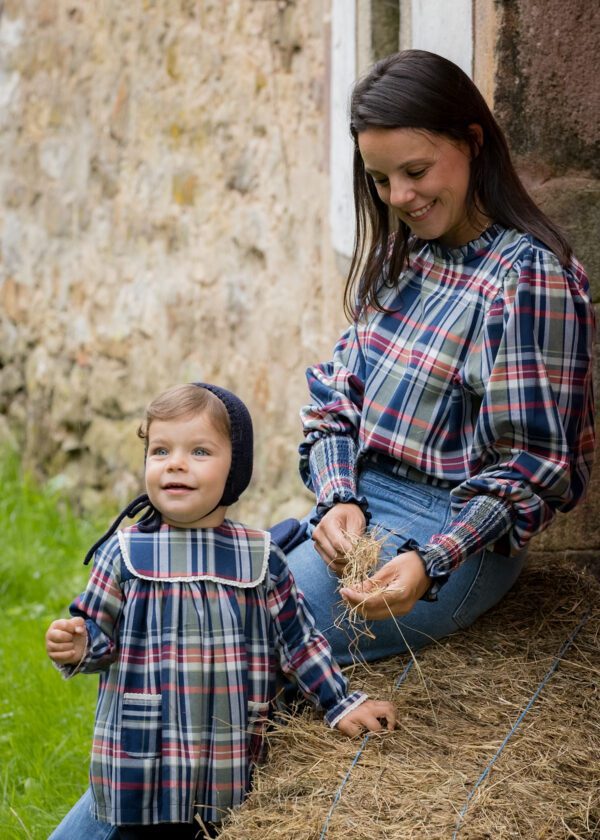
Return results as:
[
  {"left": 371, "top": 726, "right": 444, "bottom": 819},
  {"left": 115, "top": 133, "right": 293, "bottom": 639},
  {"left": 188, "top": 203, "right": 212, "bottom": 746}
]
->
[
  {"left": 300, "top": 225, "right": 595, "bottom": 584},
  {"left": 62, "top": 522, "right": 365, "bottom": 826}
]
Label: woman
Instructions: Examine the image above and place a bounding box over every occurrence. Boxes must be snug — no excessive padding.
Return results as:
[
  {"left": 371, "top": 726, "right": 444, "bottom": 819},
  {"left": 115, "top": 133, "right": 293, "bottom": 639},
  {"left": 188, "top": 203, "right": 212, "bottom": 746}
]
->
[
  {"left": 49, "top": 49, "right": 594, "bottom": 838},
  {"left": 285, "top": 49, "right": 595, "bottom": 664}
]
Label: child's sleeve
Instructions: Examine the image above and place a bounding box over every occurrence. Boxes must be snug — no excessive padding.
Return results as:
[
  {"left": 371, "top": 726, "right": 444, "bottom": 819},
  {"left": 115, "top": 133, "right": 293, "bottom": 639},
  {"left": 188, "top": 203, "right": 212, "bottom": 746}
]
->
[
  {"left": 267, "top": 545, "right": 367, "bottom": 727},
  {"left": 59, "top": 535, "right": 125, "bottom": 678}
]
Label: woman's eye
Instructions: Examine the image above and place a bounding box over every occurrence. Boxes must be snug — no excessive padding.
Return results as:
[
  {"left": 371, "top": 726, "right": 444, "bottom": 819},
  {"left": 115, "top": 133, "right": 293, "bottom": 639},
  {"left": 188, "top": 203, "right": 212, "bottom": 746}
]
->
[
  {"left": 372, "top": 177, "right": 389, "bottom": 186},
  {"left": 407, "top": 169, "right": 426, "bottom": 179}
]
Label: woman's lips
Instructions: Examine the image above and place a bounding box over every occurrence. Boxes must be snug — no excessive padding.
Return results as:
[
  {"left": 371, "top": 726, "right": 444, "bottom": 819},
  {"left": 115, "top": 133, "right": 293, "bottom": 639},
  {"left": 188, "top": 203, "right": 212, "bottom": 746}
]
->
[{"left": 407, "top": 199, "right": 436, "bottom": 220}]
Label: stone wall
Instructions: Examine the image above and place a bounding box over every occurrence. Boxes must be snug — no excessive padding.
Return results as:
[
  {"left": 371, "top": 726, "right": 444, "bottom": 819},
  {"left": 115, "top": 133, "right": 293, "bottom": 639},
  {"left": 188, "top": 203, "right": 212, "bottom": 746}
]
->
[
  {"left": 0, "top": 0, "right": 344, "bottom": 525},
  {"left": 494, "top": 0, "right": 600, "bottom": 565}
]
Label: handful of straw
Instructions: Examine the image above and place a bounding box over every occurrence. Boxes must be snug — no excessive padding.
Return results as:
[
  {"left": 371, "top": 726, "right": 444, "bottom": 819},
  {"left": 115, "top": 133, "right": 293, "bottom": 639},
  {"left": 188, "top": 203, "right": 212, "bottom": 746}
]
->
[
  {"left": 336, "top": 528, "right": 404, "bottom": 643},
  {"left": 338, "top": 526, "right": 390, "bottom": 590}
]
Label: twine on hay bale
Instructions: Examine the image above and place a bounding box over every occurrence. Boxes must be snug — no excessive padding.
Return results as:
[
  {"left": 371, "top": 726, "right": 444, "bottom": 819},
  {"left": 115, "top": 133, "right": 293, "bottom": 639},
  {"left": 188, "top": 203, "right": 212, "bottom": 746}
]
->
[{"left": 216, "top": 554, "right": 600, "bottom": 840}]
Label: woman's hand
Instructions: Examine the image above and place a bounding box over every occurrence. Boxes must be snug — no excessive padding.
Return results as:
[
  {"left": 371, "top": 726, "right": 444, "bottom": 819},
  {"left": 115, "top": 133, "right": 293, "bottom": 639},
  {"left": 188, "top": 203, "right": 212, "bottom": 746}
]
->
[
  {"left": 340, "top": 550, "right": 431, "bottom": 620},
  {"left": 312, "top": 503, "right": 366, "bottom": 575}
]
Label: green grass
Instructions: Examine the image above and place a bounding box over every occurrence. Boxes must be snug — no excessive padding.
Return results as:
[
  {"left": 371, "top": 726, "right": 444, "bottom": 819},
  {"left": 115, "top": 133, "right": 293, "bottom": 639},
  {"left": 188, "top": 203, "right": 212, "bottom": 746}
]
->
[{"left": 0, "top": 451, "right": 109, "bottom": 839}]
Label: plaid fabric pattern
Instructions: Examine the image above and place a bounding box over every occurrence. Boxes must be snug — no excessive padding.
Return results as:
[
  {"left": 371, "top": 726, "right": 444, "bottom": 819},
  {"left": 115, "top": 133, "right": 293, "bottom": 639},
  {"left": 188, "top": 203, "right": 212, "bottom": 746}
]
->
[
  {"left": 64, "top": 522, "right": 364, "bottom": 826},
  {"left": 300, "top": 225, "right": 595, "bottom": 569}
]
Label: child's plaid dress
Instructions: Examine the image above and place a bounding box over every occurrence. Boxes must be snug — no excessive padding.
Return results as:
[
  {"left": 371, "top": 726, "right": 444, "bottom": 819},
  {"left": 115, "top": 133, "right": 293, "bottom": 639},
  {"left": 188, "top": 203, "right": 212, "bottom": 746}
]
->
[{"left": 63, "top": 521, "right": 366, "bottom": 826}]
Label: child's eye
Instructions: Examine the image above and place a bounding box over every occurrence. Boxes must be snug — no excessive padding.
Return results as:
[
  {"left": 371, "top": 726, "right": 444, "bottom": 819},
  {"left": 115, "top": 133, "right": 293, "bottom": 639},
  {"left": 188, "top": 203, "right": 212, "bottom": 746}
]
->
[
  {"left": 192, "top": 447, "right": 209, "bottom": 457},
  {"left": 150, "top": 447, "right": 169, "bottom": 457}
]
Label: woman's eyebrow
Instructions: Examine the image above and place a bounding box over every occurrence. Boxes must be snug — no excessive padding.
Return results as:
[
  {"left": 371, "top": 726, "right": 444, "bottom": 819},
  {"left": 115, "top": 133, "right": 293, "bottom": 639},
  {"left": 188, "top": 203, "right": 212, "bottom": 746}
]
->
[{"left": 365, "top": 157, "right": 432, "bottom": 176}]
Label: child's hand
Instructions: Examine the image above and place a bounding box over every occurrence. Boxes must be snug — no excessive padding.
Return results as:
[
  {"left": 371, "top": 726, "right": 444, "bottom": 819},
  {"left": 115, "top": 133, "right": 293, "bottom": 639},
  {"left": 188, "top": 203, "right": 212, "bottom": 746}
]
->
[
  {"left": 45, "top": 617, "right": 87, "bottom": 665},
  {"left": 335, "top": 699, "right": 397, "bottom": 737}
]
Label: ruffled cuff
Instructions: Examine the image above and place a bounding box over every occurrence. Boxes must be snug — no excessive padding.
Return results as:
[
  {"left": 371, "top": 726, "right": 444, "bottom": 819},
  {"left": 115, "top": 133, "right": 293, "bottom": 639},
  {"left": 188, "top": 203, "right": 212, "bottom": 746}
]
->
[
  {"left": 324, "top": 690, "right": 369, "bottom": 728},
  {"left": 410, "top": 495, "right": 516, "bottom": 600},
  {"left": 310, "top": 494, "right": 372, "bottom": 527}
]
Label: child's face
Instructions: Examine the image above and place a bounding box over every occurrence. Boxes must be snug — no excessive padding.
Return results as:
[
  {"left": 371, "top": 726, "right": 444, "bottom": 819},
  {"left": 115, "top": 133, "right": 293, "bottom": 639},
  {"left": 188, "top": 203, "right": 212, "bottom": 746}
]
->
[{"left": 144, "top": 412, "right": 232, "bottom": 529}]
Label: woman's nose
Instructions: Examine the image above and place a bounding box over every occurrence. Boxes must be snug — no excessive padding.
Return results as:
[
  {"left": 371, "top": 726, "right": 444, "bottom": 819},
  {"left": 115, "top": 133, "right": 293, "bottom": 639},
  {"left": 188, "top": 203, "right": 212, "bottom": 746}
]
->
[{"left": 389, "top": 179, "right": 416, "bottom": 208}]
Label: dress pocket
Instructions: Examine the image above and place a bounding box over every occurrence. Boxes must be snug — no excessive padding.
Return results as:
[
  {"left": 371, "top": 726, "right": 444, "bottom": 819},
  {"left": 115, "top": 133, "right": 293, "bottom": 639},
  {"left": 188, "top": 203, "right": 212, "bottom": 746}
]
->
[{"left": 121, "top": 692, "right": 162, "bottom": 758}]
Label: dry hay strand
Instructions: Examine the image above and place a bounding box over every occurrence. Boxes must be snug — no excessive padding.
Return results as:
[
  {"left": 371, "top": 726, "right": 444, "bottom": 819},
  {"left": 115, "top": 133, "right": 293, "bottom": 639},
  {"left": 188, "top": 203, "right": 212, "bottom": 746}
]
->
[
  {"left": 334, "top": 528, "right": 405, "bottom": 652},
  {"left": 216, "top": 554, "right": 600, "bottom": 840},
  {"left": 337, "top": 526, "right": 391, "bottom": 590}
]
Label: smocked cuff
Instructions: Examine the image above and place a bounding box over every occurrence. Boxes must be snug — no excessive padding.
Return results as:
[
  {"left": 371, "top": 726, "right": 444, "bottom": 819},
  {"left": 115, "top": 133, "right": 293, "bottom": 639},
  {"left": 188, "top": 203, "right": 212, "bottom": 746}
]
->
[
  {"left": 411, "top": 495, "right": 516, "bottom": 600},
  {"left": 307, "top": 435, "right": 359, "bottom": 502},
  {"left": 325, "top": 690, "right": 369, "bottom": 728}
]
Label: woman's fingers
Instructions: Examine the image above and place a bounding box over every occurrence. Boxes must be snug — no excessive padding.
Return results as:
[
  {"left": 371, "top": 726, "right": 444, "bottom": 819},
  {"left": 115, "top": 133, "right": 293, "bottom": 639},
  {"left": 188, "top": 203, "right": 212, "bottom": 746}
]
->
[
  {"left": 312, "top": 503, "right": 367, "bottom": 574},
  {"left": 340, "top": 582, "right": 407, "bottom": 620},
  {"left": 340, "top": 551, "right": 430, "bottom": 619}
]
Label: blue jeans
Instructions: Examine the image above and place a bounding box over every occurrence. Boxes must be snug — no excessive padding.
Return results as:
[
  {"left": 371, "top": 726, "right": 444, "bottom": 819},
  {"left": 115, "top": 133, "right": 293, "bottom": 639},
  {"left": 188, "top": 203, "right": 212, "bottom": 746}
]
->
[
  {"left": 49, "top": 465, "right": 524, "bottom": 838},
  {"left": 48, "top": 787, "right": 117, "bottom": 840},
  {"left": 287, "top": 464, "right": 526, "bottom": 666}
]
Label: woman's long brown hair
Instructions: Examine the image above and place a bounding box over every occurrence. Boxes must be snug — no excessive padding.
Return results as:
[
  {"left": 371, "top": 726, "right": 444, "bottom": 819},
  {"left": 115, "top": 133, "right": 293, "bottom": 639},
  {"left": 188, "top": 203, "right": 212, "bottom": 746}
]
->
[{"left": 345, "top": 50, "right": 573, "bottom": 319}]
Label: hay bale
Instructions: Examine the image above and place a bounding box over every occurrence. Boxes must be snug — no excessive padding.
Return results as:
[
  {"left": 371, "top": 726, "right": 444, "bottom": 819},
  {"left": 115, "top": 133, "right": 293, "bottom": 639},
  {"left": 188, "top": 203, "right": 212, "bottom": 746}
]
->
[{"left": 217, "top": 556, "right": 600, "bottom": 839}]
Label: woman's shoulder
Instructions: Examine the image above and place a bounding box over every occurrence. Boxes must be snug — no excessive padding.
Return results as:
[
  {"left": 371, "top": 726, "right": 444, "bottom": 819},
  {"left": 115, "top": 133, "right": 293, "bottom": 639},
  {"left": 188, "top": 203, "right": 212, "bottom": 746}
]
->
[{"left": 499, "top": 229, "right": 590, "bottom": 301}]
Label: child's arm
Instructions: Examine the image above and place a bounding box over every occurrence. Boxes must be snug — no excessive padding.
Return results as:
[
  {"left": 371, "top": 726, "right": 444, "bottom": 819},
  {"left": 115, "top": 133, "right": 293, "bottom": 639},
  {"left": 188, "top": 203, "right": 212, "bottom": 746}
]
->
[
  {"left": 46, "top": 617, "right": 87, "bottom": 665},
  {"left": 267, "top": 546, "right": 396, "bottom": 734},
  {"left": 47, "top": 535, "right": 125, "bottom": 677},
  {"left": 334, "top": 698, "right": 396, "bottom": 736}
]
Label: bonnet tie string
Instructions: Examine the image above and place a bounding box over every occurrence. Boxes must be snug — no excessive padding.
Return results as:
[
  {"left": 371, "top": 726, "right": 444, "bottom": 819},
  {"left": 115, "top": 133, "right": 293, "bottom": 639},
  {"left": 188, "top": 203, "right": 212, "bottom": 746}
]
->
[{"left": 83, "top": 493, "right": 162, "bottom": 565}]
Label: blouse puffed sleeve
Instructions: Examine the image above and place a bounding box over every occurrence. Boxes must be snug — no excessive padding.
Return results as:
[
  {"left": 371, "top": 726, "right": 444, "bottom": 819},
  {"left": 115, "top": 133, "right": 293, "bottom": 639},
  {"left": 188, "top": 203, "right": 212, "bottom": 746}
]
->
[
  {"left": 299, "top": 322, "right": 370, "bottom": 521},
  {"left": 418, "top": 244, "right": 595, "bottom": 590}
]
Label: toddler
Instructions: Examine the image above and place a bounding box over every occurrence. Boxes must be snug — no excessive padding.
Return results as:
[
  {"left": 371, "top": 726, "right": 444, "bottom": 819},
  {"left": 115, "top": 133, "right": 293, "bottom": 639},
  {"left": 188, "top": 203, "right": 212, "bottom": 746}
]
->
[{"left": 46, "top": 383, "right": 396, "bottom": 839}]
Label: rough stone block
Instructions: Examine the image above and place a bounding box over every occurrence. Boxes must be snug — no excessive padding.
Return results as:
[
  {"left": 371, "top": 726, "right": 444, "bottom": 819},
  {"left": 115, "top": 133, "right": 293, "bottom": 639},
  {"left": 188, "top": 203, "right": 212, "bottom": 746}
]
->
[{"left": 531, "top": 176, "right": 600, "bottom": 298}]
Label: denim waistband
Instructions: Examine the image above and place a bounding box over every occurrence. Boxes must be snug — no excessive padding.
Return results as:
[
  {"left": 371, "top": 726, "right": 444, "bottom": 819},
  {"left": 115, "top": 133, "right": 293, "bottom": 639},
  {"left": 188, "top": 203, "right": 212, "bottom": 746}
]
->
[{"left": 358, "top": 451, "right": 458, "bottom": 493}]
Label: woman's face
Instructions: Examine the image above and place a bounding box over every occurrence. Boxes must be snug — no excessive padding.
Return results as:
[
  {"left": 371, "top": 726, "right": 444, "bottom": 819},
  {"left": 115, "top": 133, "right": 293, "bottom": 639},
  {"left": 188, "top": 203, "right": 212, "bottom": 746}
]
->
[{"left": 358, "top": 126, "right": 485, "bottom": 247}]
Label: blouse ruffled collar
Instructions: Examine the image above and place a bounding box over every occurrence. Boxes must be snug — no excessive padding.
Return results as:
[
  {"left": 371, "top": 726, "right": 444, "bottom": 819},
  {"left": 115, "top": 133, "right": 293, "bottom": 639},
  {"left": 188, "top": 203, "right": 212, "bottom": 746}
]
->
[{"left": 420, "top": 223, "right": 506, "bottom": 263}]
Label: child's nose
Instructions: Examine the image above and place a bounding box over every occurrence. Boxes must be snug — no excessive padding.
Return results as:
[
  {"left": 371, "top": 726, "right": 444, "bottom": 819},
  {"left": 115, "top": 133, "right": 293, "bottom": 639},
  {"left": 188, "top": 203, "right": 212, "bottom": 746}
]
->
[{"left": 167, "top": 452, "right": 188, "bottom": 470}]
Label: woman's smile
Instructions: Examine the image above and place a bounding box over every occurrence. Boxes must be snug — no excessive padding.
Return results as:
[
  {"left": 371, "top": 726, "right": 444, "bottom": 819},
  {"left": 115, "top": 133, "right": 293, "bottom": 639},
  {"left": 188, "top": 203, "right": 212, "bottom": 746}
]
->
[{"left": 406, "top": 199, "right": 436, "bottom": 220}]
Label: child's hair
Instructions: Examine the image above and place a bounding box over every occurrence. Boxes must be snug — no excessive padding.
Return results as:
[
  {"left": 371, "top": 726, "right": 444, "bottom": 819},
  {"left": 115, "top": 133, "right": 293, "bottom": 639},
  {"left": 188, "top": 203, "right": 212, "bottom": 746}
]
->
[
  {"left": 137, "top": 384, "right": 231, "bottom": 450},
  {"left": 346, "top": 49, "right": 573, "bottom": 318}
]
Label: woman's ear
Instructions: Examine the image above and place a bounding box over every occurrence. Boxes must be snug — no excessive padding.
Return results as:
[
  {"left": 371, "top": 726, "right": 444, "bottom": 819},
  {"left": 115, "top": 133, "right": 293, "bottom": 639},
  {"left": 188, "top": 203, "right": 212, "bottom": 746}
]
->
[{"left": 468, "top": 123, "right": 484, "bottom": 153}]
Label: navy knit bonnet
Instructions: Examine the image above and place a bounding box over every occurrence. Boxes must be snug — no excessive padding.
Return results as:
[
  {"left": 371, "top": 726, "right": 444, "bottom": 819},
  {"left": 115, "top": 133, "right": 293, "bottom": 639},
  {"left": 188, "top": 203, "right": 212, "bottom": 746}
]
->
[
  {"left": 196, "top": 382, "right": 253, "bottom": 506},
  {"left": 83, "top": 382, "right": 253, "bottom": 564}
]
